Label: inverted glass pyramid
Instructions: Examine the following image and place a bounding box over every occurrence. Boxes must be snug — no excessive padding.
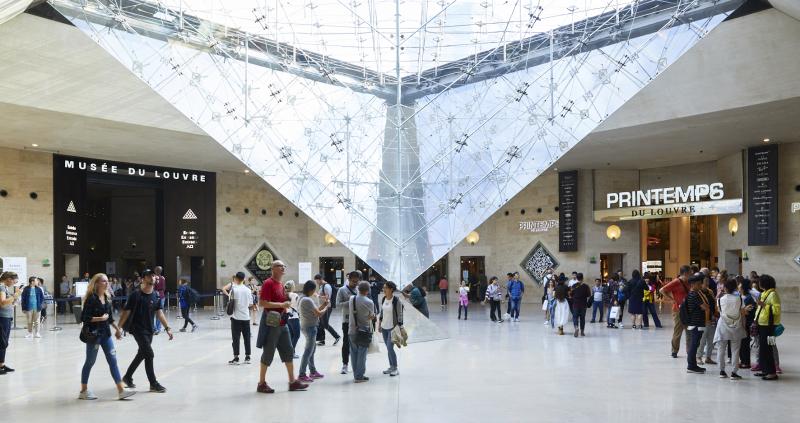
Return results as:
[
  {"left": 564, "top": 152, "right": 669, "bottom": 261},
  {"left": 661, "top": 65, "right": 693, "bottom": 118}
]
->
[{"left": 49, "top": 0, "right": 744, "bottom": 286}]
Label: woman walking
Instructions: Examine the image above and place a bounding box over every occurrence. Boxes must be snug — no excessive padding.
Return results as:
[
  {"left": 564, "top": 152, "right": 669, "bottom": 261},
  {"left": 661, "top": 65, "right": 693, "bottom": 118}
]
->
[
  {"left": 79, "top": 273, "right": 136, "bottom": 400},
  {"left": 553, "top": 280, "right": 570, "bottom": 335},
  {"left": 21, "top": 276, "right": 45, "bottom": 338},
  {"left": 457, "top": 281, "right": 469, "bottom": 320},
  {"left": 627, "top": 270, "right": 645, "bottom": 329},
  {"left": 713, "top": 279, "right": 750, "bottom": 379},
  {"left": 753, "top": 274, "right": 781, "bottom": 381},
  {"left": 297, "top": 281, "right": 328, "bottom": 383},
  {"left": 377, "top": 282, "right": 403, "bottom": 376}
]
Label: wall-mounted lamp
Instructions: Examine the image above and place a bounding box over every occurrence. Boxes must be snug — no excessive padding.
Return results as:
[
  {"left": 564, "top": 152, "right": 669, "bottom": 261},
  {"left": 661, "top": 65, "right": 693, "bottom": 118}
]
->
[
  {"left": 606, "top": 225, "right": 621, "bottom": 241},
  {"left": 324, "top": 233, "right": 337, "bottom": 246},
  {"left": 728, "top": 217, "right": 739, "bottom": 237},
  {"left": 466, "top": 231, "right": 480, "bottom": 246}
]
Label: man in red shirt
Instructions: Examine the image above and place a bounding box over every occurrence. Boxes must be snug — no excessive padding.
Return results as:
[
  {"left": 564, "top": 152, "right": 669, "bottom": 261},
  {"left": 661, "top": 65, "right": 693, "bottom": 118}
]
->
[
  {"left": 153, "top": 266, "right": 166, "bottom": 334},
  {"left": 438, "top": 277, "right": 448, "bottom": 309},
  {"left": 255, "top": 260, "right": 308, "bottom": 393},
  {"left": 660, "top": 265, "right": 692, "bottom": 358}
]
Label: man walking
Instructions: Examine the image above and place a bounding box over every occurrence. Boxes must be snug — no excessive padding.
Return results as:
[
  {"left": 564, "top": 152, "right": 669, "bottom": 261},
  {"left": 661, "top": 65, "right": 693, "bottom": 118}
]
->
[
  {"left": 660, "top": 265, "right": 693, "bottom": 358},
  {"left": 508, "top": 274, "right": 525, "bottom": 322},
  {"left": 118, "top": 269, "right": 173, "bottom": 392},
  {"left": 315, "top": 274, "right": 340, "bottom": 346},
  {"left": 349, "top": 281, "right": 376, "bottom": 383},
  {"left": 255, "top": 260, "right": 308, "bottom": 393},
  {"left": 335, "top": 271, "right": 360, "bottom": 374},
  {"left": 152, "top": 266, "right": 166, "bottom": 335}
]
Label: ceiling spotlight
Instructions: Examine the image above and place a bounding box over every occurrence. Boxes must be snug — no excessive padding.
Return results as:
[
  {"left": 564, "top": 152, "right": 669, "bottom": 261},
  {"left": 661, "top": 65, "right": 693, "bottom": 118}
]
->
[
  {"left": 244, "top": 169, "right": 250, "bottom": 174},
  {"left": 31, "top": 144, "right": 39, "bottom": 147},
  {"left": 763, "top": 138, "right": 770, "bottom": 143}
]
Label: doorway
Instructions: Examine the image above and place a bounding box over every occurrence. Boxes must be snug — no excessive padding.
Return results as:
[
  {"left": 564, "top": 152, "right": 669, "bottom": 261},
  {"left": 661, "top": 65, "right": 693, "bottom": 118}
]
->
[
  {"left": 600, "top": 253, "right": 624, "bottom": 280},
  {"left": 460, "top": 256, "right": 486, "bottom": 302},
  {"left": 724, "top": 250, "right": 742, "bottom": 276},
  {"left": 319, "top": 257, "right": 345, "bottom": 287}
]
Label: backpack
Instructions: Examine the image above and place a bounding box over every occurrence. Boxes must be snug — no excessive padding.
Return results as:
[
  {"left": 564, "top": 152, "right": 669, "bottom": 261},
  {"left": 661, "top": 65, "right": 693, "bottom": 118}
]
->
[
  {"left": 679, "top": 295, "right": 690, "bottom": 326},
  {"left": 187, "top": 287, "right": 200, "bottom": 306}
]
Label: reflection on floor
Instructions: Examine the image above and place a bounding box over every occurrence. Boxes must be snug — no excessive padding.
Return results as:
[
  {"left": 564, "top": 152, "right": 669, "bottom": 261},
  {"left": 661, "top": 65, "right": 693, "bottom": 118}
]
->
[{"left": 0, "top": 303, "right": 796, "bottom": 422}]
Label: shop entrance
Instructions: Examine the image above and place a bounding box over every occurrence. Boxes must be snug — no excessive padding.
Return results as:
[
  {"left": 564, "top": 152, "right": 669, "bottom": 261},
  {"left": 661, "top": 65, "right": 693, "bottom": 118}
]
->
[
  {"left": 641, "top": 216, "right": 718, "bottom": 279},
  {"left": 460, "top": 256, "right": 486, "bottom": 302},
  {"left": 410, "top": 256, "right": 448, "bottom": 292},
  {"left": 600, "top": 253, "right": 624, "bottom": 280},
  {"left": 319, "top": 257, "right": 344, "bottom": 286}
]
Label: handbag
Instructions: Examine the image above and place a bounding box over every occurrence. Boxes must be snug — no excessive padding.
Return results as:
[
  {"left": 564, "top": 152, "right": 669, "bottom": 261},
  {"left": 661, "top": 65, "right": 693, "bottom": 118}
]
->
[
  {"left": 226, "top": 286, "right": 236, "bottom": 316},
  {"left": 351, "top": 297, "right": 372, "bottom": 347},
  {"left": 542, "top": 300, "right": 548, "bottom": 311},
  {"left": 609, "top": 306, "right": 620, "bottom": 320},
  {"left": 79, "top": 324, "right": 98, "bottom": 344},
  {"left": 265, "top": 310, "right": 282, "bottom": 327}
]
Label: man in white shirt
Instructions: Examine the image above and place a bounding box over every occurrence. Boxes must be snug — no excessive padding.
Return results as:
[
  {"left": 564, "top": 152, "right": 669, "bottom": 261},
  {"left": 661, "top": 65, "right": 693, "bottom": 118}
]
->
[
  {"left": 224, "top": 272, "right": 255, "bottom": 365},
  {"left": 568, "top": 272, "right": 579, "bottom": 288}
]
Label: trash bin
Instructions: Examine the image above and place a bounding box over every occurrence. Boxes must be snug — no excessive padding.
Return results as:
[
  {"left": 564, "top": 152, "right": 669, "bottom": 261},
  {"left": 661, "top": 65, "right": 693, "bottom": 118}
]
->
[{"left": 72, "top": 304, "right": 82, "bottom": 324}]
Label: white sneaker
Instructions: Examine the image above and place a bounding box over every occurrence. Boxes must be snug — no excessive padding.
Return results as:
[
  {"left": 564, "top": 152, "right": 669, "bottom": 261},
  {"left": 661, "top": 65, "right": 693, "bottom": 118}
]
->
[
  {"left": 78, "top": 390, "right": 98, "bottom": 400},
  {"left": 25, "top": 333, "right": 33, "bottom": 339},
  {"left": 34, "top": 332, "right": 41, "bottom": 338},
  {"left": 382, "top": 368, "right": 393, "bottom": 374},
  {"left": 543, "top": 320, "right": 549, "bottom": 325},
  {"left": 389, "top": 369, "right": 399, "bottom": 377},
  {"left": 118, "top": 390, "right": 136, "bottom": 400},
  {"left": 341, "top": 365, "right": 349, "bottom": 374}
]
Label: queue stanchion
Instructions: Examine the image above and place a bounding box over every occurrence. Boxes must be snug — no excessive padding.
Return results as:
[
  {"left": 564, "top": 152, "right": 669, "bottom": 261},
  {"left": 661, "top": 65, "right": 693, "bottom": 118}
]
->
[
  {"left": 51, "top": 298, "right": 63, "bottom": 331},
  {"left": 175, "top": 291, "right": 183, "bottom": 320},
  {"left": 210, "top": 290, "right": 221, "bottom": 320}
]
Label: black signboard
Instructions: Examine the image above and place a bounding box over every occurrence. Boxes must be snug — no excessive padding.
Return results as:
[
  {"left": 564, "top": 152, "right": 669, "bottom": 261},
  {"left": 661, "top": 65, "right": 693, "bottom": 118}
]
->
[
  {"left": 245, "top": 243, "right": 280, "bottom": 282},
  {"left": 748, "top": 145, "right": 779, "bottom": 245},
  {"left": 559, "top": 170, "right": 578, "bottom": 252}
]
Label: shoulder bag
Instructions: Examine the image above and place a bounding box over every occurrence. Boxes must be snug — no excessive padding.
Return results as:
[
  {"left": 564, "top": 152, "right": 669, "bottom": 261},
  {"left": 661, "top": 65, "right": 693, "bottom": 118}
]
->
[
  {"left": 352, "top": 297, "right": 372, "bottom": 347},
  {"left": 226, "top": 285, "right": 236, "bottom": 316},
  {"left": 79, "top": 296, "right": 99, "bottom": 344}
]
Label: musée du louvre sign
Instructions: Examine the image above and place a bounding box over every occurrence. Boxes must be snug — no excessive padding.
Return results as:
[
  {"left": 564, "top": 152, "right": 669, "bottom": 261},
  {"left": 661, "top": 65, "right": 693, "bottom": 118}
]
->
[
  {"left": 593, "top": 183, "right": 743, "bottom": 222},
  {"left": 63, "top": 159, "right": 208, "bottom": 183}
]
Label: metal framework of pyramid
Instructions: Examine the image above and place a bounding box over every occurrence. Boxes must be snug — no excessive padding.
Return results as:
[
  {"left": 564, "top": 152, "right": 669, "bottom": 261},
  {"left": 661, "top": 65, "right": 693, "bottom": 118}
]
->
[{"left": 49, "top": 0, "right": 744, "bottom": 286}]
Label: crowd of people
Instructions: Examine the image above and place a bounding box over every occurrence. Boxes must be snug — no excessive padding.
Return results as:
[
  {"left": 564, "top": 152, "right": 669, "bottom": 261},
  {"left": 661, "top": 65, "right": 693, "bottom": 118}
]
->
[{"left": 0, "top": 259, "right": 788, "bottom": 401}]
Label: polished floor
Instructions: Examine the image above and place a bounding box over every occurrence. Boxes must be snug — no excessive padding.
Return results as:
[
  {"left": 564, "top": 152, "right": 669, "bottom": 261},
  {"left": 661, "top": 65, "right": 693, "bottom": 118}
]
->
[{"left": 0, "top": 302, "right": 796, "bottom": 422}]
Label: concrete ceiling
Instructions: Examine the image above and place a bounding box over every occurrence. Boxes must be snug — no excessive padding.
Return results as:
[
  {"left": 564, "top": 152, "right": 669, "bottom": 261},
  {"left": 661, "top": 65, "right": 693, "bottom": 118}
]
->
[{"left": 0, "top": 8, "right": 798, "bottom": 173}]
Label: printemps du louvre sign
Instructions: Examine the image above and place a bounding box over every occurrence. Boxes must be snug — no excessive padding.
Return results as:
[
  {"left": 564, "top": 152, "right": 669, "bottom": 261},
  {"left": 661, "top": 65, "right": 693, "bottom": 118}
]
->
[{"left": 593, "top": 183, "right": 743, "bottom": 222}]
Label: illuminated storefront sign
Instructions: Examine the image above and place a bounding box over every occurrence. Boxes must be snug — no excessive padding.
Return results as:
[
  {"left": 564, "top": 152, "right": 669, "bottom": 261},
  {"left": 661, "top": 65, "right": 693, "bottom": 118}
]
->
[
  {"left": 792, "top": 202, "right": 800, "bottom": 213},
  {"left": 595, "top": 182, "right": 743, "bottom": 222},
  {"left": 519, "top": 220, "right": 559, "bottom": 233}
]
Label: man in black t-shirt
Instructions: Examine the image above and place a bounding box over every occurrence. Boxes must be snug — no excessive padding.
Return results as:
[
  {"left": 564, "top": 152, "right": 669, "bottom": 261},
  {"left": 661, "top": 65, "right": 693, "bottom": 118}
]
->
[
  {"left": 118, "top": 269, "right": 173, "bottom": 393},
  {"left": 569, "top": 273, "right": 592, "bottom": 337}
]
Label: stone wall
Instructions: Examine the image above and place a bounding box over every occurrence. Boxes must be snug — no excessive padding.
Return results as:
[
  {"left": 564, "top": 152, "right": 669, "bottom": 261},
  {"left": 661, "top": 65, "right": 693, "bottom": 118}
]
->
[
  {"left": 215, "top": 171, "right": 311, "bottom": 287},
  {"left": 0, "top": 147, "right": 54, "bottom": 290}
]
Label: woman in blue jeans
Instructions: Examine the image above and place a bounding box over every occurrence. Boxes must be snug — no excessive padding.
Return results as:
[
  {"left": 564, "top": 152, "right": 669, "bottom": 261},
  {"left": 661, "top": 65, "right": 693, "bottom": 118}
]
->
[
  {"left": 297, "top": 281, "right": 329, "bottom": 383},
  {"left": 79, "top": 273, "right": 136, "bottom": 400},
  {"left": 377, "top": 282, "right": 403, "bottom": 376}
]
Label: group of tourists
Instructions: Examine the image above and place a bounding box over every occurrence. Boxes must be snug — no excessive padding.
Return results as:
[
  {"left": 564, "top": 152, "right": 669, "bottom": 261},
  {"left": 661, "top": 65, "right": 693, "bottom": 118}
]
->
[
  {"left": 0, "top": 256, "right": 788, "bottom": 401},
  {"left": 661, "top": 266, "right": 783, "bottom": 380}
]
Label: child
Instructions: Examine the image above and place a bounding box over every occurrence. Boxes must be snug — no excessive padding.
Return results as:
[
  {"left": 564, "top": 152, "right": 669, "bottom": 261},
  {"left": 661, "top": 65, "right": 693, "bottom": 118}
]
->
[{"left": 458, "top": 281, "right": 469, "bottom": 320}]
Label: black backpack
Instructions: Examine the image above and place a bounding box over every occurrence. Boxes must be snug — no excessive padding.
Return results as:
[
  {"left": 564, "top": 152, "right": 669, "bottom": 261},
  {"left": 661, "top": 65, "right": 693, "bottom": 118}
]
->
[{"left": 679, "top": 296, "right": 690, "bottom": 326}]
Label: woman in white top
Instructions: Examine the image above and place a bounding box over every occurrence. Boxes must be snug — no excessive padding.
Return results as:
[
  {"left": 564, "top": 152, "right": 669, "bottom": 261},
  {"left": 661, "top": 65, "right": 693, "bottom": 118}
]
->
[
  {"left": 377, "top": 282, "right": 403, "bottom": 376},
  {"left": 246, "top": 277, "right": 259, "bottom": 326},
  {"left": 222, "top": 272, "right": 255, "bottom": 365},
  {"left": 713, "top": 279, "right": 752, "bottom": 379},
  {"left": 284, "top": 281, "right": 301, "bottom": 359},
  {"left": 297, "top": 281, "right": 329, "bottom": 383}
]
